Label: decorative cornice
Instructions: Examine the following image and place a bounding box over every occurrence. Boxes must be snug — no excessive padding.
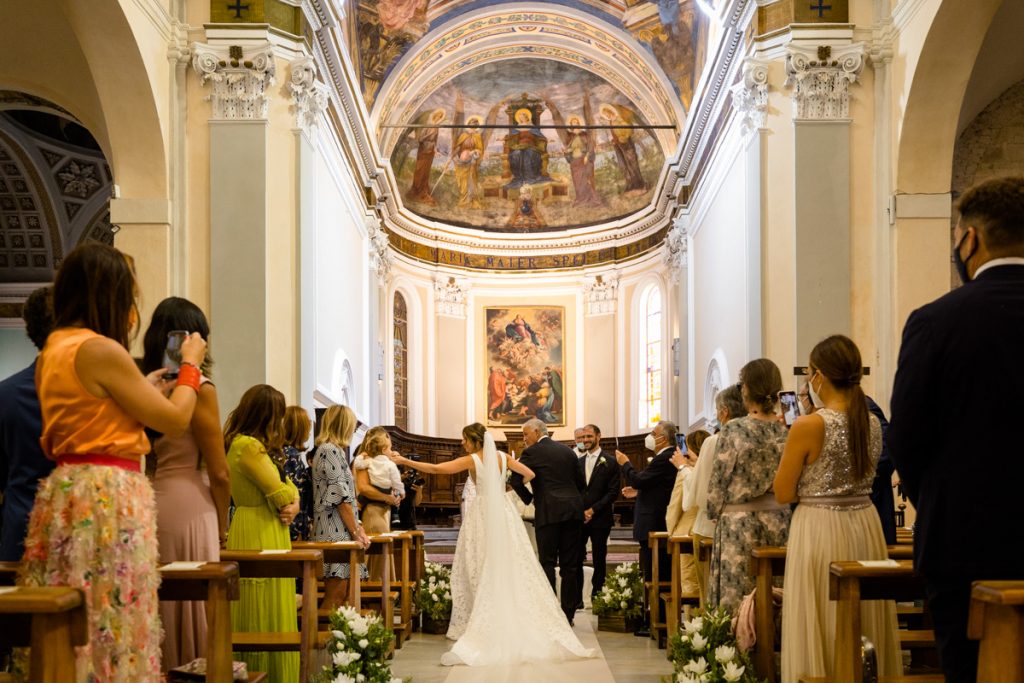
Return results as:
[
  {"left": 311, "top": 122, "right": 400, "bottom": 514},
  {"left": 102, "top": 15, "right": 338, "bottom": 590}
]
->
[
  {"left": 289, "top": 56, "right": 329, "bottom": 133},
  {"left": 664, "top": 215, "right": 688, "bottom": 284},
  {"left": 785, "top": 43, "right": 866, "bottom": 120},
  {"left": 366, "top": 215, "right": 392, "bottom": 284},
  {"left": 191, "top": 42, "right": 277, "bottom": 120},
  {"left": 730, "top": 58, "right": 770, "bottom": 133},
  {"left": 433, "top": 275, "right": 468, "bottom": 318},
  {"left": 582, "top": 273, "right": 619, "bottom": 316},
  {"left": 167, "top": 19, "right": 191, "bottom": 66}
]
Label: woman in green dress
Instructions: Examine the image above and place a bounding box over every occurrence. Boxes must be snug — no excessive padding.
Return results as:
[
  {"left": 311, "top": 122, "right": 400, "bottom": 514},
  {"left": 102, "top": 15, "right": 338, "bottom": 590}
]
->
[{"left": 223, "top": 384, "right": 300, "bottom": 683}]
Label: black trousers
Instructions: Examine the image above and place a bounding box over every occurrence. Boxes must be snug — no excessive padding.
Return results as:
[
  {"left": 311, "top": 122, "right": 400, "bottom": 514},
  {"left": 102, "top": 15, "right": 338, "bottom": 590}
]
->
[
  {"left": 536, "top": 518, "right": 583, "bottom": 622},
  {"left": 926, "top": 578, "right": 978, "bottom": 683},
  {"left": 577, "top": 523, "right": 612, "bottom": 602}
]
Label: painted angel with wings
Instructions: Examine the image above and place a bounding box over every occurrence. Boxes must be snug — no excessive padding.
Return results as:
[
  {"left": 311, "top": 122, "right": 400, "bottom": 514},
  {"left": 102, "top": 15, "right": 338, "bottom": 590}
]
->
[
  {"left": 598, "top": 102, "right": 655, "bottom": 196},
  {"left": 545, "top": 93, "right": 606, "bottom": 208},
  {"left": 444, "top": 92, "right": 503, "bottom": 209}
]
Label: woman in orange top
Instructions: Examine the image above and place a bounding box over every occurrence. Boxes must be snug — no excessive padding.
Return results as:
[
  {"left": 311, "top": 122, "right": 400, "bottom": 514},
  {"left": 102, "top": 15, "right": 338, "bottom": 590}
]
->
[{"left": 19, "top": 243, "right": 207, "bottom": 682}]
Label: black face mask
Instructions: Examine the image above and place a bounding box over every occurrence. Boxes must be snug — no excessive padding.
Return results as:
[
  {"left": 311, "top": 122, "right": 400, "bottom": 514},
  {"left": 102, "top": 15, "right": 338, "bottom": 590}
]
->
[{"left": 952, "top": 231, "right": 975, "bottom": 284}]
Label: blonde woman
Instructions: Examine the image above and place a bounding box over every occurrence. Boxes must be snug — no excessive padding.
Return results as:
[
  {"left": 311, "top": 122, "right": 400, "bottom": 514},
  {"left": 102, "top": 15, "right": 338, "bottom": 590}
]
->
[{"left": 311, "top": 405, "right": 370, "bottom": 610}]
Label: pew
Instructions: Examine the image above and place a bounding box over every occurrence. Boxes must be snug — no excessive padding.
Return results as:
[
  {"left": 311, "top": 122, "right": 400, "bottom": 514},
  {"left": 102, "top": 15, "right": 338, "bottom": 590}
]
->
[
  {"left": 0, "top": 586, "right": 87, "bottom": 683},
  {"left": 291, "top": 540, "right": 365, "bottom": 608},
  {"left": 968, "top": 580, "right": 1024, "bottom": 683},
  {"left": 159, "top": 561, "right": 240, "bottom": 683},
  {"left": 219, "top": 549, "right": 325, "bottom": 683},
  {"left": 749, "top": 546, "right": 917, "bottom": 683},
  {"left": 357, "top": 536, "right": 397, "bottom": 646},
  {"left": 647, "top": 531, "right": 671, "bottom": 645},
  {"left": 663, "top": 535, "right": 707, "bottom": 641}
]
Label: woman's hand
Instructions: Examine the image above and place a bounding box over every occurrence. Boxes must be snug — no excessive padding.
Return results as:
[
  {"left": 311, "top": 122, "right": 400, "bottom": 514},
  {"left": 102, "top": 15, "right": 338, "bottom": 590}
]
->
[
  {"left": 278, "top": 500, "right": 300, "bottom": 526},
  {"left": 388, "top": 450, "right": 406, "bottom": 466},
  {"left": 146, "top": 368, "right": 174, "bottom": 396},
  {"left": 621, "top": 486, "right": 638, "bottom": 499},
  {"left": 180, "top": 332, "right": 207, "bottom": 366},
  {"left": 354, "top": 525, "right": 371, "bottom": 549},
  {"left": 670, "top": 448, "right": 689, "bottom": 469}
]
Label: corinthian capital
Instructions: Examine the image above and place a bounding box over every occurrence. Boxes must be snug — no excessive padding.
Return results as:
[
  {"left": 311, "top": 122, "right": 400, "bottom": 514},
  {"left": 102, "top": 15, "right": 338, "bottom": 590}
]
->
[
  {"left": 366, "top": 216, "right": 392, "bottom": 284},
  {"left": 289, "top": 56, "right": 330, "bottom": 133},
  {"left": 664, "top": 215, "right": 688, "bottom": 284},
  {"left": 785, "top": 43, "right": 865, "bottom": 120},
  {"left": 191, "top": 42, "right": 276, "bottom": 120},
  {"left": 730, "top": 58, "right": 770, "bottom": 133},
  {"left": 433, "top": 275, "right": 468, "bottom": 318},
  {"left": 583, "top": 273, "right": 619, "bottom": 316}
]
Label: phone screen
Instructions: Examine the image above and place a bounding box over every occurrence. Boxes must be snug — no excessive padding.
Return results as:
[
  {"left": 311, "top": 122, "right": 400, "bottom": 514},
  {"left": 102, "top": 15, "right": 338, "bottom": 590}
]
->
[
  {"left": 675, "top": 433, "right": 687, "bottom": 454},
  {"left": 779, "top": 391, "right": 799, "bottom": 427},
  {"left": 163, "top": 330, "right": 187, "bottom": 379}
]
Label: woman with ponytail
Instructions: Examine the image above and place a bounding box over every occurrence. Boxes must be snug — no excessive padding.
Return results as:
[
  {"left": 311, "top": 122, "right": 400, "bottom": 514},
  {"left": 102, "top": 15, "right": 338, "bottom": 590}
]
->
[{"left": 775, "top": 335, "right": 901, "bottom": 682}]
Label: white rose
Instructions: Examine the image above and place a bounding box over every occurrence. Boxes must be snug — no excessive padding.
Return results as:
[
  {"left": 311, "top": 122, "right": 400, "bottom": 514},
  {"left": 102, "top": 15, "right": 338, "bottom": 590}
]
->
[
  {"left": 715, "top": 645, "right": 736, "bottom": 663},
  {"left": 620, "top": 600, "right": 627, "bottom": 609},
  {"left": 333, "top": 673, "right": 355, "bottom": 683},
  {"left": 622, "top": 588, "right": 631, "bottom": 598},
  {"left": 676, "top": 674, "right": 699, "bottom": 683},
  {"left": 432, "top": 593, "right": 439, "bottom": 601},
  {"left": 618, "top": 578, "right": 627, "bottom": 587},
  {"left": 444, "top": 592, "right": 451, "bottom": 600},
  {"left": 690, "top": 633, "right": 708, "bottom": 652},
  {"left": 351, "top": 618, "right": 369, "bottom": 637},
  {"left": 683, "top": 657, "right": 708, "bottom": 675},
  {"left": 358, "top": 638, "right": 369, "bottom": 649},
  {"left": 332, "top": 629, "right": 346, "bottom": 640},
  {"left": 722, "top": 662, "right": 746, "bottom": 682}
]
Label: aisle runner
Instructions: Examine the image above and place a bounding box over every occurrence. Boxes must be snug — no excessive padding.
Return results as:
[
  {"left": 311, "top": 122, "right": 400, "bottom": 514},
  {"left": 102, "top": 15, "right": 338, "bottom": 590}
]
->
[{"left": 441, "top": 615, "right": 615, "bottom": 683}]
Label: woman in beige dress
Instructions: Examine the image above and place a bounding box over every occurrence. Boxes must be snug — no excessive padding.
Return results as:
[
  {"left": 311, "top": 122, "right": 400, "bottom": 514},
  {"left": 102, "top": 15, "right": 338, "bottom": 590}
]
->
[
  {"left": 775, "top": 335, "right": 902, "bottom": 682},
  {"left": 355, "top": 426, "right": 401, "bottom": 579}
]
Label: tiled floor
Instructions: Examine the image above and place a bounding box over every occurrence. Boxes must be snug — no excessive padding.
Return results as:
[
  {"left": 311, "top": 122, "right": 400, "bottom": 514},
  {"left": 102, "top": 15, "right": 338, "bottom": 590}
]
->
[{"left": 390, "top": 610, "right": 675, "bottom": 683}]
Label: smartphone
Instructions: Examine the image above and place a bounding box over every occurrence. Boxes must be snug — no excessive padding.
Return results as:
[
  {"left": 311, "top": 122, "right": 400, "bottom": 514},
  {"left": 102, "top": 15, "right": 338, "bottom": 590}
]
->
[
  {"left": 675, "top": 432, "right": 687, "bottom": 454},
  {"left": 163, "top": 330, "right": 187, "bottom": 379},
  {"left": 779, "top": 390, "right": 799, "bottom": 427}
]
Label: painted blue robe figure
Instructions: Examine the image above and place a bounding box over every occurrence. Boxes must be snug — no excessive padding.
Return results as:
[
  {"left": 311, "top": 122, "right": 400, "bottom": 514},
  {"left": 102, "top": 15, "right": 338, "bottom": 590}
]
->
[
  {"left": 505, "top": 314, "right": 540, "bottom": 346},
  {"left": 503, "top": 108, "right": 552, "bottom": 190}
]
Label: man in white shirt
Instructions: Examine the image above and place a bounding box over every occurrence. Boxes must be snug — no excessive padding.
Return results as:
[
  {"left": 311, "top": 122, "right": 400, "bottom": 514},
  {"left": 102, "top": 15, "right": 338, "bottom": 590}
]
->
[{"left": 575, "top": 424, "right": 620, "bottom": 608}]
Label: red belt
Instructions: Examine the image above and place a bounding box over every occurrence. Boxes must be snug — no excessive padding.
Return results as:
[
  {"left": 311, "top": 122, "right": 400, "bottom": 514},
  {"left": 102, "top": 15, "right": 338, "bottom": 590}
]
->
[{"left": 56, "top": 453, "right": 142, "bottom": 472}]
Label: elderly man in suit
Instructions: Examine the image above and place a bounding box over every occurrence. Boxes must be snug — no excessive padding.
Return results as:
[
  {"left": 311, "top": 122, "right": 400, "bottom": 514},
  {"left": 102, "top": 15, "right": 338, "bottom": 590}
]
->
[
  {"left": 616, "top": 419, "right": 680, "bottom": 636},
  {"left": 889, "top": 176, "right": 1024, "bottom": 683},
  {"left": 510, "top": 417, "right": 586, "bottom": 625},
  {"left": 574, "top": 423, "right": 620, "bottom": 609}
]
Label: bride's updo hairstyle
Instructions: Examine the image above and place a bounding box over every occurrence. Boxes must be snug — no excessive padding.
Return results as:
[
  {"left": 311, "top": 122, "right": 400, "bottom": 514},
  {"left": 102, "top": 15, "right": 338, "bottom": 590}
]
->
[{"left": 462, "top": 423, "right": 487, "bottom": 452}]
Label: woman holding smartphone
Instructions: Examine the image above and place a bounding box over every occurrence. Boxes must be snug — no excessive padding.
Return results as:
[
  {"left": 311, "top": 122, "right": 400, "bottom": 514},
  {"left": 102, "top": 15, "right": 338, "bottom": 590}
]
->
[{"left": 20, "top": 243, "right": 206, "bottom": 681}]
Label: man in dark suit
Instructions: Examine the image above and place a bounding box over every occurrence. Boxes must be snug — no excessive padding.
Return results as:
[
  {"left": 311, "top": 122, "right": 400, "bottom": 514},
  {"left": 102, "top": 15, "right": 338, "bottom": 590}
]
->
[
  {"left": 865, "top": 396, "right": 897, "bottom": 545},
  {"left": 510, "top": 417, "right": 585, "bottom": 625},
  {"left": 615, "top": 419, "right": 679, "bottom": 636},
  {"left": 889, "top": 176, "right": 1024, "bottom": 683},
  {"left": 575, "top": 423, "right": 621, "bottom": 608}
]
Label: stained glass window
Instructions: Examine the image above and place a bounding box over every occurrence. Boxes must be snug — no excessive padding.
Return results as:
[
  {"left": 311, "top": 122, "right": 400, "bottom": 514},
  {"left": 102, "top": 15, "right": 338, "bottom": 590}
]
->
[
  {"left": 393, "top": 292, "right": 408, "bottom": 430},
  {"left": 639, "top": 285, "right": 662, "bottom": 429}
]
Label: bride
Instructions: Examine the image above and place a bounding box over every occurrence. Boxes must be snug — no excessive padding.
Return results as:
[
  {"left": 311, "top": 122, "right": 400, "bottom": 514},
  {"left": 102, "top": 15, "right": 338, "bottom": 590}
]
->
[{"left": 392, "top": 423, "right": 594, "bottom": 666}]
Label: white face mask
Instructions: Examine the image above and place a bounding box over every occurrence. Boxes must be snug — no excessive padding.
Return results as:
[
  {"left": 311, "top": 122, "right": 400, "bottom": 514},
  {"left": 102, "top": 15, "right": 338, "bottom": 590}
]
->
[
  {"left": 575, "top": 442, "right": 586, "bottom": 453},
  {"left": 644, "top": 432, "right": 657, "bottom": 452},
  {"left": 808, "top": 372, "right": 824, "bottom": 408}
]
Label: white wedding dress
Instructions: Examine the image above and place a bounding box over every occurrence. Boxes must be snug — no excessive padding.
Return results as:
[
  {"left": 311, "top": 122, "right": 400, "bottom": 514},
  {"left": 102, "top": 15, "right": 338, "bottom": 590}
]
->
[{"left": 441, "top": 435, "right": 595, "bottom": 666}]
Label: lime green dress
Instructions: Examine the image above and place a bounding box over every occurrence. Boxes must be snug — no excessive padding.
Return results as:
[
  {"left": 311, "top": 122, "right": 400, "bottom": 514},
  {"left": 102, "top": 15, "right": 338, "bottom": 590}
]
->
[{"left": 226, "top": 435, "right": 300, "bottom": 683}]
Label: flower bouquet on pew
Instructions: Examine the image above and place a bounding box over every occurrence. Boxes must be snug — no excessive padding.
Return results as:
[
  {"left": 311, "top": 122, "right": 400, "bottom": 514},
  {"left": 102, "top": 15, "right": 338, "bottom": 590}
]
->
[
  {"left": 415, "top": 561, "right": 453, "bottom": 634},
  {"left": 668, "top": 609, "right": 764, "bottom": 683},
  {"left": 592, "top": 561, "right": 644, "bottom": 632},
  {"left": 317, "top": 605, "right": 399, "bottom": 683}
]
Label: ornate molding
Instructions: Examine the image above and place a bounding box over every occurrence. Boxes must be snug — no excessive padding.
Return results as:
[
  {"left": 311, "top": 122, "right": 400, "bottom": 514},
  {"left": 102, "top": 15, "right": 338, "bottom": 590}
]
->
[
  {"left": 583, "top": 273, "right": 619, "bottom": 316},
  {"left": 785, "top": 44, "right": 866, "bottom": 120},
  {"left": 191, "top": 42, "right": 276, "bottom": 120},
  {"left": 433, "top": 275, "right": 468, "bottom": 318},
  {"left": 366, "top": 215, "right": 392, "bottom": 284},
  {"left": 730, "top": 58, "right": 770, "bottom": 133},
  {"left": 664, "top": 216, "right": 688, "bottom": 284},
  {"left": 289, "top": 56, "right": 329, "bottom": 133}
]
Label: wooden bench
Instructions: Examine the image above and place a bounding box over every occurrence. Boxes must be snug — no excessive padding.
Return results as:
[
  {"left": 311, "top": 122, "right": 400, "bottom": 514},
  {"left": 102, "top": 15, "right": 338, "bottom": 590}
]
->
[
  {"left": 968, "top": 580, "right": 1024, "bottom": 683},
  {"left": 219, "top": 549, "right": 324, "bottom": 683},
  {"left": 662, "top": 535, "right": 707, "bottom": 641},
  {"left": 292, "top": 540, "right": 365, "bottom": 608},
  {"left": 0, "top": 586, "right": 87, "bottom": 682},
  {"left": 357, "top": 536, "right": 397, "bottom": 646},
  {"left": 749, "top": 546, "right": 917, "bottom": 683},
  {"left": 647, "top": 531, "right": 671, "bottom": 645},
  {"left": 159, "top": 561, "right": 240, "bottom": 683}
]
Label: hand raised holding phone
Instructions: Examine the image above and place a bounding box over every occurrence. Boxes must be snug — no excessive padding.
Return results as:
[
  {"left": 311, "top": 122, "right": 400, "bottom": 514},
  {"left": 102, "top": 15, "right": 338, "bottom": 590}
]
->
[{"left": 163, "top": 330, "right": 208, "bottom": 379}]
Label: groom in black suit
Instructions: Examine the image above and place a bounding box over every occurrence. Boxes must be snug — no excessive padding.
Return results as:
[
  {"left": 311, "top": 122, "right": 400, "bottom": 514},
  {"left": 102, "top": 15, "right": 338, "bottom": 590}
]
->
[
  {"left": 575, "top": 423, "right": 621, "bottom": 607},
  {"left": 510, "top": 417, "right": 585, "bottom": 625}
]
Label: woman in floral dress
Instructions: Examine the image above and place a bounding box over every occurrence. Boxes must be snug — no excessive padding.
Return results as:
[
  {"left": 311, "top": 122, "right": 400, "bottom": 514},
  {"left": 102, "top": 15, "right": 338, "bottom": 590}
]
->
[
  {"left": 705, "top": 358, "right": 792, "bottom": 614},
  {"left": 281, "top": 405, "right": 312, "bottom": 541}
]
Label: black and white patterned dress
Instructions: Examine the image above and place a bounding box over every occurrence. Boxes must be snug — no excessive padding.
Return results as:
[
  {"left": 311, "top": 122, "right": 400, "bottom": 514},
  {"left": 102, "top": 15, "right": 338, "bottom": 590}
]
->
[{"left": 311, "top": 443, "right": 367, "bottom": 580}]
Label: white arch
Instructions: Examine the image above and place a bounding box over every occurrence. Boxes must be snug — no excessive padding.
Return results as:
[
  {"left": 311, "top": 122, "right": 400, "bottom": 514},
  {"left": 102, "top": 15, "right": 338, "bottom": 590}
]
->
[
  {"left": 631, "top": 274, "right": 668, "bottom": 430},
  {"left": 387, "top": 277, "right": 425, "bottom": 433},
  {"left": 704, "top": 348, "right": 731, "bottom": 423},
  {"left": 330, "top": 349, "right": 356, "bottom": 410}
]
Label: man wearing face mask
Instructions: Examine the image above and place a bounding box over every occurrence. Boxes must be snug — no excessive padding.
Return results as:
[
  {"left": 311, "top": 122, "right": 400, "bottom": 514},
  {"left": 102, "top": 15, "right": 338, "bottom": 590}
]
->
[
  {"left": 615, "top": 420, "right": 679, "bottom": 636},
  {"left": 889, "top": 176, "right": 1024, "bottom": 683}
]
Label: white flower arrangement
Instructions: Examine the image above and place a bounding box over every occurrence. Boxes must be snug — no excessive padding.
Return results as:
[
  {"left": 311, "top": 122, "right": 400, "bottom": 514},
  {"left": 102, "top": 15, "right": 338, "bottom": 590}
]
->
[
  {"left": 669, "top": 608, "right": 763, "bottom": 683},
  {"left": 591, "top": 561, "right": 644, "bottom": 619},
  {"left": 317, "top": 605, "right": 399, "bottom": 683},
  {"left": 416, "top": 561, "right": 453, "bottom": 621}
]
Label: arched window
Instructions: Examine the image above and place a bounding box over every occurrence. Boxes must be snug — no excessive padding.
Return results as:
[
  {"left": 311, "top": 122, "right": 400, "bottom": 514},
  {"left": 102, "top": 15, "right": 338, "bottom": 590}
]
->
[
  {"left": 639, "top": 285, "right": 663, "bottom": 429},
  {"left": 393, "top": 292, "right": 408, "bottom": 430}
]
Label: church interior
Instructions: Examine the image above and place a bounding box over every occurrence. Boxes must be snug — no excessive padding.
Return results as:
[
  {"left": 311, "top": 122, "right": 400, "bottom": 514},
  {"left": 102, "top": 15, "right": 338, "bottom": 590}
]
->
[{"left": 1, "top": 0, "right": 1022, "bottom": 681}]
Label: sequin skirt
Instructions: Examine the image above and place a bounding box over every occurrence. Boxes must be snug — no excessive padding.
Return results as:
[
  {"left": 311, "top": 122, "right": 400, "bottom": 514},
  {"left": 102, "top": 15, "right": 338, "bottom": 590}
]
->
[{"left": 18, "top": 463, "right": 162, "bottom": 682}]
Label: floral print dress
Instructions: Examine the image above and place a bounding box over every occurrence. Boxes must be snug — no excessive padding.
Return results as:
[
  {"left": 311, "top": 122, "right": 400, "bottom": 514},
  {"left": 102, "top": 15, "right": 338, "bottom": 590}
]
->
[
  {"left": 282, "top": 446, "right": 311, "bottom": 541},
  {"left": 705, "top": 416, "right": 792, "bottom": 614}
]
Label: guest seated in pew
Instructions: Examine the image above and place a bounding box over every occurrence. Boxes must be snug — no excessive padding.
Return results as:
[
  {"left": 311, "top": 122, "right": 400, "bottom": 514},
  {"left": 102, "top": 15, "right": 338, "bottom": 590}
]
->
[
  {"left": 20, "top": 244, "right": 207, "bottom": 680},
  {"left": 310, "top": 404, "right": 370, "bottom": 610},
  {"left": 705, "top": 358, "right": 792, "bottom": 614},
  {"left": 774, "top": 335, "right": 902, "bottom": 683},
  {"left": 142, "top": 297, "right": 231, "bottom": 671},
  {"left": 223, "top": 385, "right": 300, "bottom": 683},
  {"left": 281, "top": 405, "right": 312, "bottom": 541}
]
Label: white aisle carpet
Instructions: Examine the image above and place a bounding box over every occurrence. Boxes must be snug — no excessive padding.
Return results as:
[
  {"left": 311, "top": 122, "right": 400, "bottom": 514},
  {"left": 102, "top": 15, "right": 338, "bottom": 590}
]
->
[{"left": 441, "top": 615, "right": 616, "bottom": 683}]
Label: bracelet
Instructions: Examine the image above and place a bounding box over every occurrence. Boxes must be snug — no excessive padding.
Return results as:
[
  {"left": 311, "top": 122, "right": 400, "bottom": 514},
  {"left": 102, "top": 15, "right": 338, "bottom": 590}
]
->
[
  {"left": 180, "top": 360, "right": 200, "bottom": 370},
  {"left": 175, "top": 363, "right": 202, "bottom": 392}
]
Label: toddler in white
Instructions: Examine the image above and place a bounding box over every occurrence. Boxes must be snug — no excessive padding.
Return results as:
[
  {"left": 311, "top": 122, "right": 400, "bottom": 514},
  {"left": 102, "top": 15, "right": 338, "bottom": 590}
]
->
[{"left": 354, "top": 453, "right": 405, "bottom": 504}]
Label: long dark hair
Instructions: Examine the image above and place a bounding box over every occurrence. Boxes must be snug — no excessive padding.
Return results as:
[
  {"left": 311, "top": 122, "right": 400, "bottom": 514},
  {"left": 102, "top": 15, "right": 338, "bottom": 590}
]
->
[
  {"left": 52, "top": 243, "right": 138, "bottom": 348},
  {"left": 224, "top": 384, "right": 287, "bottom": 474},
  {"left": 141, "top": 296, "right": 213, "bottom": 376},
  {"left": 809, "top": 335, "right": 871, "bottom": 480}
]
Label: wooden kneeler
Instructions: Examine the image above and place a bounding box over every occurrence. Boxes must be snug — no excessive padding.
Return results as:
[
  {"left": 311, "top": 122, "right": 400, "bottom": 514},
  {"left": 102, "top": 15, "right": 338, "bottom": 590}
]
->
[
  {"left": 968, "top": 580, "right": 1024, "bottom": 683},
  {"left": 647, "top": 531, "right": 671, "bottom": 645},
  {"left": 0, "top": 586, "right": 87, "bottom": 683},
  {"left": 220, "top": 549, "right": 325, "bottom": 683}
]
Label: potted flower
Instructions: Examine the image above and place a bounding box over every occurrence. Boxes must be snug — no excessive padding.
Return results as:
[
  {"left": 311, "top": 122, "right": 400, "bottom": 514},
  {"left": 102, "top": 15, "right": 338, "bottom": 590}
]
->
[
  {"left": 667, "top": 609, "right": 764, "bottom": 683},
  {"left": 317, "top": 605, "right": 399, "bottom": 683},
  {"left": 416, "top": 561, "right": 453, "bottom": 634},
  {"left": 592, "top": 561, "right": 644, "bottom": 632}
]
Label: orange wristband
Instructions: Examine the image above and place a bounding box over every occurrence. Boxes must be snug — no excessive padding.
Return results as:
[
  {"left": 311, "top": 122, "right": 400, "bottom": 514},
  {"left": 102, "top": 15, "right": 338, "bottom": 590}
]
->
[{"left": 176, "top": 363, "right": 201, "bottom": 392}]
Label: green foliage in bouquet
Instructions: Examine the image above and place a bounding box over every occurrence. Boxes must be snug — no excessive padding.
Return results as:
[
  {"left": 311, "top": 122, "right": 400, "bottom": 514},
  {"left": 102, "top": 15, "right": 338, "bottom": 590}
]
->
[
  {"left": 668, "top": 608, "right": 764, "bottom": 683},
  {"left": 592, "top": 561, "right": 644, "bottom": 619},
  {"left": 415, "top": 561, "right": 453, "bottom": 621},
  {"left": 316, "top": 605, "right": 398, "bottom": 683}
]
